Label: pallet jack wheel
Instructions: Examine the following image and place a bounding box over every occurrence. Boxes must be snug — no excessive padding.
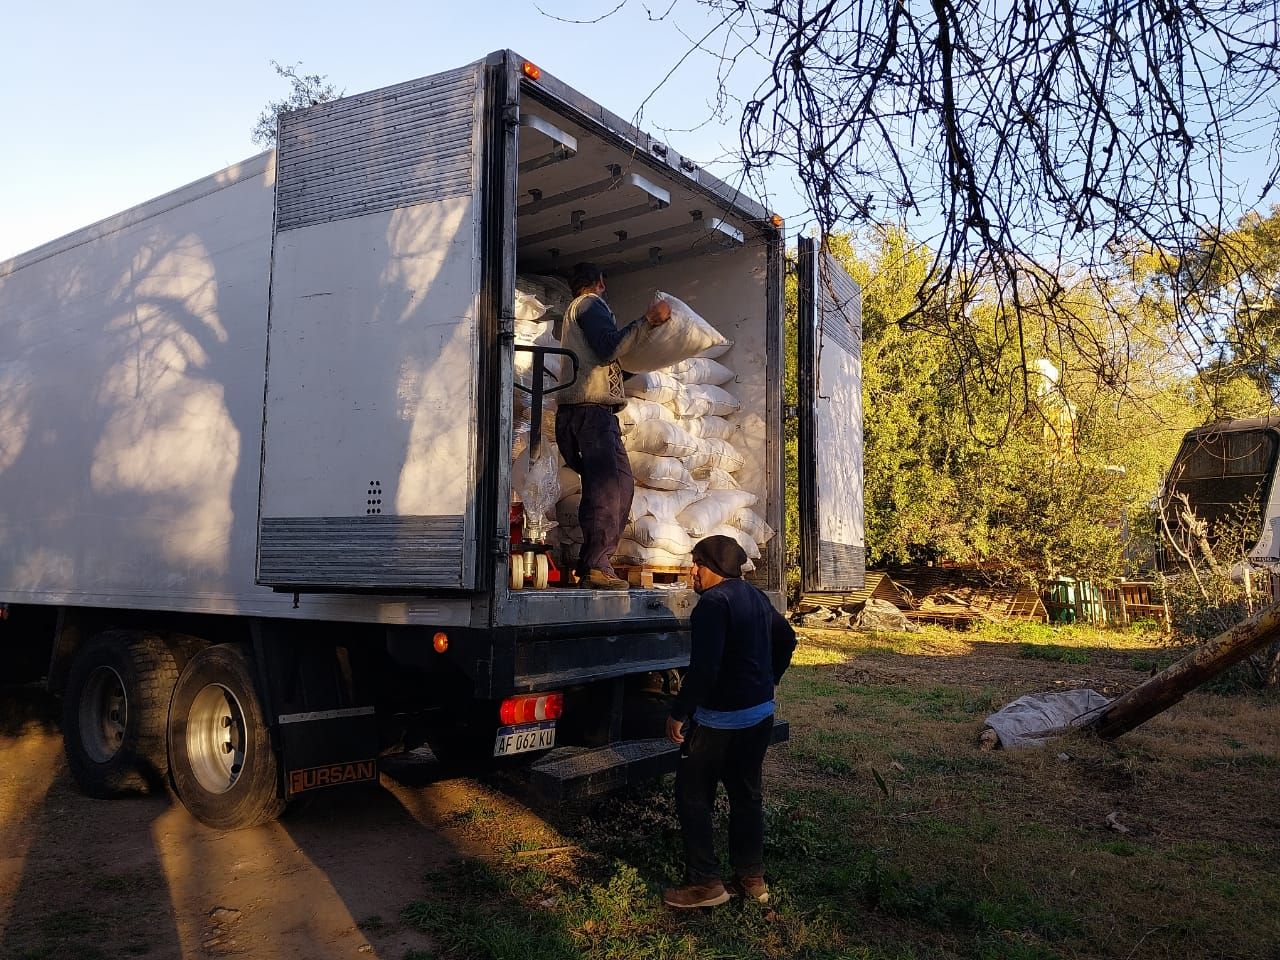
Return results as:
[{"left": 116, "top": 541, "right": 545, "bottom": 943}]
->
[
  {"left": 510, "top": 556, "right": 525, "bottom": 590},
  {"left": 533, "top": 553, "right": 550, "bottom": 590}
]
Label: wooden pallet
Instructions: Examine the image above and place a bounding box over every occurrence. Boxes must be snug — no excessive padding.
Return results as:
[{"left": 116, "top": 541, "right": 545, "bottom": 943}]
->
[{"left": 614, "top": 563, "right": 694, "bottom": 589}]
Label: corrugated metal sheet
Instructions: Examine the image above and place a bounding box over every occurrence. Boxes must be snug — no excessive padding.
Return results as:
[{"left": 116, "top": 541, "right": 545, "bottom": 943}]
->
[
  {"left": 819, "top": 257, "right": 861, "bottom": 356},
  {"left": 259, "top": 516, "right": 466, "bottom": 589},
  {"left": 274, "top": 64, "right": 481, "bottom": 232},
  {"left": 799, "top": 241, "right": 866, "bottom": 594},
  {"left": 819, "top": 540, "right": 866, "bottom": 592}
]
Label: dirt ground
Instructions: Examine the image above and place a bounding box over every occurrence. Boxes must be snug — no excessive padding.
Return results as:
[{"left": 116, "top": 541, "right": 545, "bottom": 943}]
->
[
  {"left": 3, "top": 624, "right": 1277, "bottom": 960},
  {"left": 0, "top": 691, "right": 556, "bottom": 960}
]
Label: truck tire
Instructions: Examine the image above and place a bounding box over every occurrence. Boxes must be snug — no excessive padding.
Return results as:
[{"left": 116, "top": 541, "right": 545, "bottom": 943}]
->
[
  {"left": 167, "top": 644, "right": 285, "bottom": 830},
  {"left": 62, "top": 630, "right": 179, "bottom": 797}
]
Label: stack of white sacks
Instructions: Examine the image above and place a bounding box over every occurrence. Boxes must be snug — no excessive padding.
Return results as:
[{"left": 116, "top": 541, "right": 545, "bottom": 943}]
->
[
  {"left": 549, "top": 292, "right": 775, "bottom": 580},
  {"left": 509, "top": 276, "right": 571, "bottom": 538}
]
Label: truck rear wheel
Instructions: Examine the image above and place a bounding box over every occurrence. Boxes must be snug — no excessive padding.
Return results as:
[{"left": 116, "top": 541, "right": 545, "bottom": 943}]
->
[
  {"left": 62, "top": 630, "right": 179, "bottom": 797},
  {"left": 167, "top": 644, "right": 285, "bottom": 829}
]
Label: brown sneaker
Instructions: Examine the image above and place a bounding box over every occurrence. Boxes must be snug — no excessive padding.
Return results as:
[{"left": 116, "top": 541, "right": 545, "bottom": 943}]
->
[
  {"left": 729, "top": 875, "right": 769, "bottom": 903},
  {"left": 663, "top": 880, "right": 730, "bottom": 909},
  {"left": 585, "top": 568, "right": 630, "bottom": 591}
]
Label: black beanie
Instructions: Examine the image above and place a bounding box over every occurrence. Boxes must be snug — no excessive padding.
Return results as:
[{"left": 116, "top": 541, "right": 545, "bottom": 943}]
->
[{"left": 691, "top": 535, "right": 748, "bottom": 579}]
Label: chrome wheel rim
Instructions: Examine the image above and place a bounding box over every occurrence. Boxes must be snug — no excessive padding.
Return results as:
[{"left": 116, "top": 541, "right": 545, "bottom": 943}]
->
[
  {"left": 186, "top": 683, "right": 246, "bottom": 795},
  {"left": 79, "top": 666, "right": 127, "bottom": 762}
]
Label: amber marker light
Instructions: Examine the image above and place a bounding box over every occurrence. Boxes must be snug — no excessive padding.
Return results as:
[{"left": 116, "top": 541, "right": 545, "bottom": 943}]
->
[
  {"left": 433, "top": 631, "right": 449, "bottom": 653},
  {"left": 522, "top": 61, "right": 542, "bottom": 81},
  {"left": 771, "top": 214, "right": 784, "bottom": 228}
]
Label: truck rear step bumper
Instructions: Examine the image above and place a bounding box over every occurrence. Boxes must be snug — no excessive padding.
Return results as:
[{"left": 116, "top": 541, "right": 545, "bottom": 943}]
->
[{"left": 529, "top": 720, "right": 789, "bottom": 803}]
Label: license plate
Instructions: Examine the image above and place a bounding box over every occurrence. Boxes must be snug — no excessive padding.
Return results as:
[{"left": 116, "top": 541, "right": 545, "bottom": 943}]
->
[{"left": 493, "top": 721, "right": 556, "bottom": 756}]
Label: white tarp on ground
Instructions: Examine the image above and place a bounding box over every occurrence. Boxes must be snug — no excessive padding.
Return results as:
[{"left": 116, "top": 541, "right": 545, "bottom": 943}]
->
[{"left": 984, "top": 690, "right": 1111, "bottom": 749}]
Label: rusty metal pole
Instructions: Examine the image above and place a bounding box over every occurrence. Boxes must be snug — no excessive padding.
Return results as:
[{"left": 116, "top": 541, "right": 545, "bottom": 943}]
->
[{"left": 1088, "top": 600, "right": 1280, "bottom": 740}]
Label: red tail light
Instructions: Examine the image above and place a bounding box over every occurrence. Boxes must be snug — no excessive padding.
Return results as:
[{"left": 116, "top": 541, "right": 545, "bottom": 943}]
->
[{"left": 499, "top": 692, "right": 563, "bottom": 725}]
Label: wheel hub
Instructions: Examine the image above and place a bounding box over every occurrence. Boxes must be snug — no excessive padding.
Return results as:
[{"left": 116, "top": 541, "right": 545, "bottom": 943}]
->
[
  {"left": 185, "top": 683, "right": 247, "bottom": 795},
  {"left": 79, "top": 665, "right": 127, "bottom": 763}
]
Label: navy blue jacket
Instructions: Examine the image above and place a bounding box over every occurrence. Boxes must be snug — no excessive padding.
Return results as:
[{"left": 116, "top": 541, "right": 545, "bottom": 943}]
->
[
  {"left": 670, "top": 578, "right": 798, "bottom": 723},
  {"left": 577, "top": 295, "right": 639, "bottom": 362}
]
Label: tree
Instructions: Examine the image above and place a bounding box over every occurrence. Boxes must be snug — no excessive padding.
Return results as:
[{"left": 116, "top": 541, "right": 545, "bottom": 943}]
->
[
  {"left": 251, "top": 61, "right": 342, "bottom": 148},
  {"left": 1173, "top": 205, "right": 1280, "bottom": 406},
  {"left": 621, "top": 1, "right": 1280, "bottom": 419},
  {"left": 810, "top": 228, "right": 1203, "bottom": 582}
]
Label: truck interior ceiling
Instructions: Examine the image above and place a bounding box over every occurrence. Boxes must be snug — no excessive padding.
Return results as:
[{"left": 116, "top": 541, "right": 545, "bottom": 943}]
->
[{"left": 512, "top": 95, "right": 777, "bottom": 591}]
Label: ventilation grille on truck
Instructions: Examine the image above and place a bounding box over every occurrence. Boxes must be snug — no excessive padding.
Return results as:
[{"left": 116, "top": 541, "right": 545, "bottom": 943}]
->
[{"left": 274, "top": 64, "right": 480, "bottom": 233}]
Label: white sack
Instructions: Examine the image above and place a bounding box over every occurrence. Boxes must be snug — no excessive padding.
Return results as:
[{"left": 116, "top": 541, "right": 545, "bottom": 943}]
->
[
  {"left": 514, "top": 288, "right": 548, "bottom": 322},
  {"left": 682, "top": 416, "right": 736, "bottom": 440},
  {"left": 706, "top": 523, "right": 761, "bottom": 559},
  {"left": 629, "top": 452, "right": 697, "bottom": 491},
  {"left": 518, "top": 274, "right": 573, "bottom": 322},
  {"left": 624, "top": 516, "right": 693, "bottom": 555},
  {"left": 613, "top": 539, "right": 690, "bottom": 568},
  {"left": 615, "top": 292, "right": 732, "bottom": 373},
  {"left": 677, "top": 489, "right": 759, "bottom": 537},
  {"left": 665, "top": 357, "right": 735, "bottom": 386},
  {"left": 984, "top": 690, "right": 1111, "bottom": 749},
  {"left": 675, "top": 383, "right": 741, "bottom": 418},
  {"left": 730, "top": 507, "right": 776, "bottom": 545},
  {"left": 631, "top": 487, "right": 704, "bottom": 523},
  {"left": 514, "top": 321, "right": 564, "bottom": 389},
  {"left": 731, "top": 411, "right": 769, "bottom": 509},
  {"left": 617, "top": 397, "right": 676, "bottom": 433},
  {"left": 697, "top": 467, "right": 740, "bottom": 490},
  {"left": 623, "top": 420, "right": 700, "bottom": 458},
  {"left": 558, "top": 465, "right": 582, "bottom": 499},
  {"left": 686, "top": 437, "right": 745, "bottom": 473},
  {"left": 624, "top": 371, "right": 682, "bottom": 405},
  {"left": 696, "top": 340, "right": 734, "bottom": 360}
]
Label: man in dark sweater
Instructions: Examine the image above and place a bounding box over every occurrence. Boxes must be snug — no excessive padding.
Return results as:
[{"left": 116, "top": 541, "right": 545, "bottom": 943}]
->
[
  {"left": 663, "top": 535, "right": 797, "bottom": 909},
  {"left": 555, "top": 262, "right": 670, "bottom": 590}
]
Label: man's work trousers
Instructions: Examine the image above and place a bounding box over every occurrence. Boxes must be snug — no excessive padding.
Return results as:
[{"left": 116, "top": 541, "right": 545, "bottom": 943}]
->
[
  {"left": 675, "top": 715, "right": 774, "bottom": 883},
  {"left": 555, "top": 403, "right": 634, "bottom": 578}
]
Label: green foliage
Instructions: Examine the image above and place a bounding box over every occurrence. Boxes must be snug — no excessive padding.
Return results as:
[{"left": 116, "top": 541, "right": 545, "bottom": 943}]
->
[
  {"left": 787, "top": 227, "right": 1200, "bottom": 583},
  {"left": 1017, "top": 643, "right": 1090, "bottom": 665},
  {"left": 251, "top": 60, "right": 342, "bottom": 147},
  {"left": 1175, "top": 205, "right": 1280, "bottom": 405}
]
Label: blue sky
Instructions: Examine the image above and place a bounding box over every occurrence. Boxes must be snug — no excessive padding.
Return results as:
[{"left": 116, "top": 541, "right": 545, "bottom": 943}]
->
[{"left": 0, "top": 0, "right": 808, "bottom": 263}]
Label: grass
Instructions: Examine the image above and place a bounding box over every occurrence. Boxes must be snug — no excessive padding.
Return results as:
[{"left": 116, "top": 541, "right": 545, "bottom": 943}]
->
[
  {"left": 1018, "top": 643, "right": 1090, "bottom": 664},
  {"left": 400, "top": 621, "right": 1280, "bottom": 960}
]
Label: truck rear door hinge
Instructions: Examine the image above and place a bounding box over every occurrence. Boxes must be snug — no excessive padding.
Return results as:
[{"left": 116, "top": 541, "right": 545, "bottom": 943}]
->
[
  {"left": 498, "top": 310, "right": 515, "bottom": 342},
  {"left": 492, "top": 535, "right": 510, "bottom": 557},
  {"left": 503, "top": 104, "right": 520, "bottom": 128}
]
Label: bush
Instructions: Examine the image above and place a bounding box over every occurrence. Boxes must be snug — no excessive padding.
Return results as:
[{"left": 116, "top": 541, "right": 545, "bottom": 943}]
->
[{"left": 1159, "top": 571, "right": 1280, "bottom": 691}]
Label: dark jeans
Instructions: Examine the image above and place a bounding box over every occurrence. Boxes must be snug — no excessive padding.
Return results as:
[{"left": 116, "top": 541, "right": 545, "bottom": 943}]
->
[
  {"left": 555, "top": 403, "right": 634, "bottom": 577},
  {"left": 675, "top": 715, "right": 774, "bottom": 883}
]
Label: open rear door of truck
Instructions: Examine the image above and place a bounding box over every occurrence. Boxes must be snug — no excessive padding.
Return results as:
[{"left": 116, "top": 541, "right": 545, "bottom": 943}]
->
[
  {"left": 258, "top": 62, "right": 489, "bottom": 591},
  {"left": 797, "top": 237, "right": 866, "bottom": 593}
]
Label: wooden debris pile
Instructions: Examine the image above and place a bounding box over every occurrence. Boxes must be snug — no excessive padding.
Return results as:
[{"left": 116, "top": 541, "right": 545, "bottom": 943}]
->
[{"left": 796, "top": 566, "right": 1049, "bottom": 629}]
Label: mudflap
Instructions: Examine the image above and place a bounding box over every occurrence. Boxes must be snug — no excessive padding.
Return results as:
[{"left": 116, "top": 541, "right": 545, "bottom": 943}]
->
[
  {"left": 529, "top": 720, "right": 789, "bottom": 804},
  {"left": 279, "top": 707, "right": 381, "bottom": 797}
]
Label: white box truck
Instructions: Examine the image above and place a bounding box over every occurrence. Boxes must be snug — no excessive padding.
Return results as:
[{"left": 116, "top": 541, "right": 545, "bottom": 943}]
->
[{"left": 0, "top": 50, "right": 864, "bottom": 828}]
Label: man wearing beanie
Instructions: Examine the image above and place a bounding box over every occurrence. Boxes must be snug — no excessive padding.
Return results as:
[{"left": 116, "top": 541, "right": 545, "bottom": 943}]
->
[{"left": 662, "top": 534, "right": 797, "bottom": 909}]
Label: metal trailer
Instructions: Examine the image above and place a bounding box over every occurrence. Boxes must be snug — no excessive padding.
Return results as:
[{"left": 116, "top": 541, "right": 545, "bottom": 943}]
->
[
  {"left": 0, "top": 50, "right": 865, "bottom": 828},
  {"left": 1161, "top": 417, "right": 1280, "bottom": 571}
]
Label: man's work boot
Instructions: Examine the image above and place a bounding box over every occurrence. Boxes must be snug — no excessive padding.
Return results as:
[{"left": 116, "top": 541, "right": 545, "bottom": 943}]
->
[
  {"left": 663, "top": 880, "right": 730, "bottom": 909},
  {"left": 729, "top": 874, "right": 769, "bottom": 904},
  {"left": 585, "top": 568, "right": 629, "bottom": 591}
]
